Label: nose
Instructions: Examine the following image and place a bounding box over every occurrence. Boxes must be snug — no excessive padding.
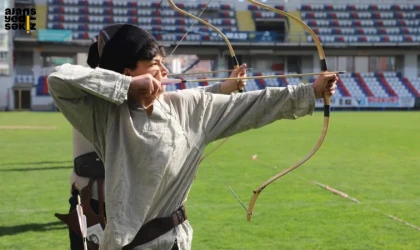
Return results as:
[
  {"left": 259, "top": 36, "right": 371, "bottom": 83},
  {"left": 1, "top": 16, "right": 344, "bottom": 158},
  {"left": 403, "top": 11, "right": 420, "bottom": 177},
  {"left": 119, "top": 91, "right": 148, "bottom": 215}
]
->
[{"left": 161, "top": 64, "right": 169, "bottom": 78}]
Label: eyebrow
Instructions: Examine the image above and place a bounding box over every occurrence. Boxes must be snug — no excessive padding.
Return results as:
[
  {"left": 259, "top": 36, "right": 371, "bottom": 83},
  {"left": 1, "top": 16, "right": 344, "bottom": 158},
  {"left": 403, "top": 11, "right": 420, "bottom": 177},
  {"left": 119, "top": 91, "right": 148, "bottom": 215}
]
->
[{"left": 151, "top": 57, "right": 164, "bottom": 63}]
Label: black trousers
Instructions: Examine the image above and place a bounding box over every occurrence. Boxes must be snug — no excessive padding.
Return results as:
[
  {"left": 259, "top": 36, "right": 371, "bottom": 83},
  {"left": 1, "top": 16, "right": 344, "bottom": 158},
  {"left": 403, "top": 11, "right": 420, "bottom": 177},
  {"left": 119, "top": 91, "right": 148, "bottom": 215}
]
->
[{"left": 68, "top": 188, "right": 179, "bottom": 250}]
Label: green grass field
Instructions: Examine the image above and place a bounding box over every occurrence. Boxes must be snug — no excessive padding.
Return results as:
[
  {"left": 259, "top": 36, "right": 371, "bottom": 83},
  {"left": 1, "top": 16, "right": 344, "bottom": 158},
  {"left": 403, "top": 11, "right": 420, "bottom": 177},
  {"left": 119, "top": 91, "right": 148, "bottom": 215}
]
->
[{"left": 0, "top": 111, "right": 419, "bottom": 250}]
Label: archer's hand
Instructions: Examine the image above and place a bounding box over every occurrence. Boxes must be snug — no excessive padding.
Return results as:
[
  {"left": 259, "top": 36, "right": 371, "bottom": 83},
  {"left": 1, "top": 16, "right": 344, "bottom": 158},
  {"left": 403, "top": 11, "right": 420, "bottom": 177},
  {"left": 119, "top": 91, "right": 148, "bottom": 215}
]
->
[
  {"left": 220, "top": 63, "right": 247, "bottom": 94},
  {"left": 128, "top": 73, "right": 162, "bottom": 103},
  {"left": 312, "top": 73, "right": 338, "bottom": 99}
]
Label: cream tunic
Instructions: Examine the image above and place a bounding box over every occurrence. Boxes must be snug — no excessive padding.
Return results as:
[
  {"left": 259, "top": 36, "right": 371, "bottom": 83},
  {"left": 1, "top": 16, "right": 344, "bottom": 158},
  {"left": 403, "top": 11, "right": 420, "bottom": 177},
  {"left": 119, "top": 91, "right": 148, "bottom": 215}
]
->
[
  {"left": 48, "top": 64, "right": 315, "bottom": 250},
  {"left": 70, "top": 83, "right": 224, "bottom": 200}
]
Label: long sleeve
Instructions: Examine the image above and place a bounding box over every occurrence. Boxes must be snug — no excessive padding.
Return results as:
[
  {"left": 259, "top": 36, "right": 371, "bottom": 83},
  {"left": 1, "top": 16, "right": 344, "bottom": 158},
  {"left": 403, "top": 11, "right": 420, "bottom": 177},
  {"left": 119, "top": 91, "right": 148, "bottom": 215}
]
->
[
  {"left": 177, "top": 83, "right": 221, "bottom": 95},
  {"left": 47, "top": 63, "right": 131, "bottom": 158},
  {"left": 198, "top": 84, "right": 316, "bottom": 143},
  {"left": 200, "top": 83, "right": 221, "bottom": 94}
]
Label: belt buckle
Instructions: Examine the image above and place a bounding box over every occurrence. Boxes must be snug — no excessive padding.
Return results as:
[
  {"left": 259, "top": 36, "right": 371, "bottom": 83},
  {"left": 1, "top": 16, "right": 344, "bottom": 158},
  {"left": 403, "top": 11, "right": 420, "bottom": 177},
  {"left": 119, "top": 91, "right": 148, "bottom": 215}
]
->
[
  {"left": 173, "top": 207, "right": 186, "bottom": 225},
  {"left": 176, "top": 210, "right": 183, "bottom": 223}
]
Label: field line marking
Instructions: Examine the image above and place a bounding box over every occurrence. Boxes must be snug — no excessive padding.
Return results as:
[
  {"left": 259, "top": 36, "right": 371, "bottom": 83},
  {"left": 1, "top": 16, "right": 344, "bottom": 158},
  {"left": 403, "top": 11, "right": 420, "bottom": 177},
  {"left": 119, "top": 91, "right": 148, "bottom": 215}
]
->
[
  {"left": 0, "top": 125, "right": 57, "bottom": 130},
  {"left": 307, "top": 178, "right": 420, "bottom": 232}
]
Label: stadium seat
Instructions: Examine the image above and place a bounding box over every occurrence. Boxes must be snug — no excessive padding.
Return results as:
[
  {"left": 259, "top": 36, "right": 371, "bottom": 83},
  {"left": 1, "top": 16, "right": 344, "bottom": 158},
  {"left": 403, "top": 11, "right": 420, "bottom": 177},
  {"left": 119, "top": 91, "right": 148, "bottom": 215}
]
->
[
  {"left": 340, "top": 74, "right": 366, "bottom": 97},
  {"left": 46, "top": 0, "right": 239, "bottom": 42},
  {"left": 300, "top": 4, "right": 420, "bottom": 43}
]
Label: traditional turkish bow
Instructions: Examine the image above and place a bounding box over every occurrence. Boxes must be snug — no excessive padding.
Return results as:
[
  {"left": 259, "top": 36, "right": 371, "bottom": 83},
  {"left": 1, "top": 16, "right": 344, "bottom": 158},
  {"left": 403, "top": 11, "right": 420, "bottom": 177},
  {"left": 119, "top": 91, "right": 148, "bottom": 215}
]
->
[
  {"left": 245, "top": 0, "right": 331, "bottom": 221},
  {"left": 166, "top": 0, "right": 333, "bottom": 221}
]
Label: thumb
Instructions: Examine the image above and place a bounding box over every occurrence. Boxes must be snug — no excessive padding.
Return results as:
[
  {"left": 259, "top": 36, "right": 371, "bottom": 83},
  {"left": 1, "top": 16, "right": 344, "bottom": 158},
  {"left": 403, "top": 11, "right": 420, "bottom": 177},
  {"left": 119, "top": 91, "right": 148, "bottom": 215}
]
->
[
  {"left": 323, "top": 74, "right": 337, "bottom": 85},
  {"left": 238, "top": 63, "right": 247, "bottom": 73},
  {"left": 237, "top": 63, "right": 247, "bottom": 76},
  {"left": 229, "top": 63, "right": 247, "bottom": 78}
]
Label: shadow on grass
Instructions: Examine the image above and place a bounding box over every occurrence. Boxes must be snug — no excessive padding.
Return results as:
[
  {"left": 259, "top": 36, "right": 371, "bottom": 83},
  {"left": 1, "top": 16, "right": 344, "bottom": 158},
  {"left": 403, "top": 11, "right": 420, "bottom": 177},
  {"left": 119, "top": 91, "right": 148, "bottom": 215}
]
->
[
  {"left": 1, "top": 161, "right": 72, "bottom": 166},
  {"left": 0, "top": 166, "right": 72, "bottom": 172},
  {"left": 0, "top": 221, "right": 67, "bottom": 236}
]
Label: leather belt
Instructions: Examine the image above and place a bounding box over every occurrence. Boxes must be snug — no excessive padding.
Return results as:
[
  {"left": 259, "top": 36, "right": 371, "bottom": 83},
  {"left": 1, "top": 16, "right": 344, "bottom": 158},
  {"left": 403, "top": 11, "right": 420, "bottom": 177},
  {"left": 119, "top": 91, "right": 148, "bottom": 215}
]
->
[{"left": 122, "top": 206, "right": 187, "bottom": 250}]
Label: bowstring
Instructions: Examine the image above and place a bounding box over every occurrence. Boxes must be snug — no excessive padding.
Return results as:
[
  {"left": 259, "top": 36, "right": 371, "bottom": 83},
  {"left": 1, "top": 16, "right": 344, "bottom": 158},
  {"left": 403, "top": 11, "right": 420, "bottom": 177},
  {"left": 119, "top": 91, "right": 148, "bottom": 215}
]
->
[
  {"left": 145, "top": 0, "right": 163, "bottom": 32},
  {"left": 168, "top": 0, "right": 213, "bottom": 58}
]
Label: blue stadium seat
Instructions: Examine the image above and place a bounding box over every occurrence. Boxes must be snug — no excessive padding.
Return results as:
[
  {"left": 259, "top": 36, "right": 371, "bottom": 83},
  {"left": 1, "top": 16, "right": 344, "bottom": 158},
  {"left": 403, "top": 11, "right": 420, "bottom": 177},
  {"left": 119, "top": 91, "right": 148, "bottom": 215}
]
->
[
  {"left": 46, "top": 0, "right": 238, "bottom": 42},
  {"left": 300, "top": 3, "right": 420, "bottom": 43}
]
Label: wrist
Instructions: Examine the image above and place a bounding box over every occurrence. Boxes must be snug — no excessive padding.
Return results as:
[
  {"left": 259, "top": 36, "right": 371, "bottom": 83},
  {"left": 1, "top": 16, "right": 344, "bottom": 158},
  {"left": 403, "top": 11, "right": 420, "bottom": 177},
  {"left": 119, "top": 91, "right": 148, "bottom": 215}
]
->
[
  {"left": 311, "top": 84, "right": 322, "bottom": 99},
  {"left": 220, "top": 80, "right": 236, "bottom": 94}
]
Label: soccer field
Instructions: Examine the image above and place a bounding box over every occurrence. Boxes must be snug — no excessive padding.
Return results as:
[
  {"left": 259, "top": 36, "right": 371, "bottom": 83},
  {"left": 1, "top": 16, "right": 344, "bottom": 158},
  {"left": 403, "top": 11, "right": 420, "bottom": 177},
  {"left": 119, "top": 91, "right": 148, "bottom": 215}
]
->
[{"left": 0, "top": 111, "right": 419, "bottom": 250}]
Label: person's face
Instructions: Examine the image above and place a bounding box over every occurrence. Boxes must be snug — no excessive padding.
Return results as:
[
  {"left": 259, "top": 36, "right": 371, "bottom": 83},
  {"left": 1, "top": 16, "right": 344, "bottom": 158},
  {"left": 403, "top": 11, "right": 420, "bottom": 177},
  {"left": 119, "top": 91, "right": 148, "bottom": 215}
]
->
[{"left": 123, "top": 54, "right": 168, "bottom": 93}]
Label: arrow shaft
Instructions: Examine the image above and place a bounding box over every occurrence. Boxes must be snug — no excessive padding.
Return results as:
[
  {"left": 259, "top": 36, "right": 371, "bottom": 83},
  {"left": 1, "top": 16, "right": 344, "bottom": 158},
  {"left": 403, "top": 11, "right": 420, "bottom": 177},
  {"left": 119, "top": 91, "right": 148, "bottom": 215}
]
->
[
  {"left": 168, "top": 68, "right": 254, "bottom": 76},
  {"left": 162, "top": 71, "right": 345, "bottom": 85}
]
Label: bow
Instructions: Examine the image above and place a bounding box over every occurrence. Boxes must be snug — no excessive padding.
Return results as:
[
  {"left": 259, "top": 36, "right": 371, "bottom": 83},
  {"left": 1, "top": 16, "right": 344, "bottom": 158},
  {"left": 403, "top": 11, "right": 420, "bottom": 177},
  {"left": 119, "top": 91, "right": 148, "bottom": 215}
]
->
[{"left": 245, "top": 0, "right": 331, "bottom": 221}]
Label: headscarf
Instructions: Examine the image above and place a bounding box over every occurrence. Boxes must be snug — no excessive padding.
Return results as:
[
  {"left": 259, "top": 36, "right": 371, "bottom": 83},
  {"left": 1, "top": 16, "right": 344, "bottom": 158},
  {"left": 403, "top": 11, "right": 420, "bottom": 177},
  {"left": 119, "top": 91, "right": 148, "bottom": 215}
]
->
[{"left": 87, "top": 24, "right": 156, "bottom": 73}]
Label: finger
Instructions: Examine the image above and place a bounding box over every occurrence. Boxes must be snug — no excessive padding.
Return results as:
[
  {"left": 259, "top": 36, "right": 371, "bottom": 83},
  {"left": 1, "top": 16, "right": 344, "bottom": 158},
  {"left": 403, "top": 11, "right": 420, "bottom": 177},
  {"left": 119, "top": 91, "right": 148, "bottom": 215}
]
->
[
  {"left": 141, "top": 74, "right": 154, "bottom": 96},
  {"left": 326, "top": 79, "right": 337, "bottom": 88},
  {"left": 325, "top": 85, "right": 337, "bottom": 94},
  {"left": 326, "top": 83, "right": 337, "bottom": 89},
  {"left": 152, "top": 78, "right": 161, "bottom": 95},
  {"left": 326, "top": 81, "right": 337, "bottom": 88},
  {"left": 330, "top": 74, "right": 339, "bottom": 84},
  {"left": 323, "top": 74, "right": 338, "bottom": 81},
  {"left": 231, "top": 63, "right": 247, "bottom": 76},
  {"left": 147, "top": 81, "right": 155, "bottom": 96},
  {"left": 148, "top": 83, "right": 154, "bottom": 96},
  {"left": 238, "top": 64, "right": 247, "bottom": 77}
]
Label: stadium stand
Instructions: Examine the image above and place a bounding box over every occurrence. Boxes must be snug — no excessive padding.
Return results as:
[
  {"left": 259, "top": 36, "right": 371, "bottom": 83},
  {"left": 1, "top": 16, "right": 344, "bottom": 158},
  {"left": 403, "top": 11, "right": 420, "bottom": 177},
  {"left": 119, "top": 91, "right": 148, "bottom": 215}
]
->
[
  {"left": 300, "top": 4, "right": 420, "bottom": 43},
  {"left": 3, "top": 0, "right": 420, "bottom": 111},
  {"left": 46, "top": 0, "right": 238, "bottom": 41}
]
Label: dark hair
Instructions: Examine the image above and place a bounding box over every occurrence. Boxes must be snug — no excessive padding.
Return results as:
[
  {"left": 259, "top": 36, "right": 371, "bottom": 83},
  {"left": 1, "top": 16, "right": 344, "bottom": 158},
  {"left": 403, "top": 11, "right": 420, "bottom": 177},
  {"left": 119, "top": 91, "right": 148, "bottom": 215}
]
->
[
  {"left": 86, "top": 24, "right": 166, "bottom": 73},
  {"left": 123, "top": 40, "right": 167, "bottom": 71}
]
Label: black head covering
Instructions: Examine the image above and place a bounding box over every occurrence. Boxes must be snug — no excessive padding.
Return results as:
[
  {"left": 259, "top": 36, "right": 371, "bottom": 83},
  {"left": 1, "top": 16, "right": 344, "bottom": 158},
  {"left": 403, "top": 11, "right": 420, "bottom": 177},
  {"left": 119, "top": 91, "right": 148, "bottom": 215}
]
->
[
  {"left": 87, "top": 24, "right": 156, "bottom": 73},
  {"left": 87, "top": 35, "right": 100, "bottom": 68}
]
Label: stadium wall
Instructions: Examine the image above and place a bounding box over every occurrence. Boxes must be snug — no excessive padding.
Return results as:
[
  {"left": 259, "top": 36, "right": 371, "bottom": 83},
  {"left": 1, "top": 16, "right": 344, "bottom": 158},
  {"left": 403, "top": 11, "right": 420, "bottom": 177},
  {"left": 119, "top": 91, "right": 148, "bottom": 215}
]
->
[{"left": 0, "top": 76, "right": 14, "bottom": 111}]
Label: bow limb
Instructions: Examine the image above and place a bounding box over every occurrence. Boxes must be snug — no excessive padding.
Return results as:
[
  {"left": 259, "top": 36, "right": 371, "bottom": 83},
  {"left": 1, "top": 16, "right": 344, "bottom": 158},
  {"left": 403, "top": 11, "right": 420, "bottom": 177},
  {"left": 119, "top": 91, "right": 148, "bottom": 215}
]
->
[
  {"left": 247, "top": 0, "right": 327, "bottom": 71},
  {"left": 167, "top": 0, "right": 243, "bottom": 160},
  {"left": 246, "top": 0, "right": 331, "bottom": 221},
  {"left": 167, "top": 0, "right": 243, "bottom": 91}
]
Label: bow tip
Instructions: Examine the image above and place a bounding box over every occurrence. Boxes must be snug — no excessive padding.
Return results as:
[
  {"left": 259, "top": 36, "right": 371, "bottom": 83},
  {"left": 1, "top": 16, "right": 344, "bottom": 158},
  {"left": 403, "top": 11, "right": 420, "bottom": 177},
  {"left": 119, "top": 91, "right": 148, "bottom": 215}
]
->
[{"left": 246, "top": 212, "right": 253, "bottom": 222}]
